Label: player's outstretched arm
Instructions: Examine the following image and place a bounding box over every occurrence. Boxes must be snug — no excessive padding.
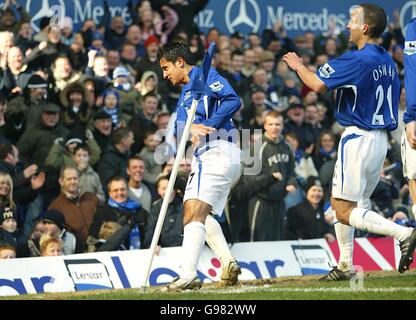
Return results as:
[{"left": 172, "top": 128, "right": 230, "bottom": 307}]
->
[{"left": 282, "top": 52, "right": 327, "bottom": 93}]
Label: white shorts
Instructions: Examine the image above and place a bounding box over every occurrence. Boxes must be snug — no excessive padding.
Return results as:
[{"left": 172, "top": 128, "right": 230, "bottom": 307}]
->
[
  {"left": 332, "top": 126, "right": 387, "bottom": 202},
  {"left": 401, "top": 129, "right": 416, "bottom": 179},
  {"left": 184, "top": 140, "right": 242, "bottom": 216}
]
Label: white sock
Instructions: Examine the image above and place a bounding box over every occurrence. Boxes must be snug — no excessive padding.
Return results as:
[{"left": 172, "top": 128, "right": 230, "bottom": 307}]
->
[
  {"left": 180, "top": 221, "right": 206, "bottom": 280},
  {"left": 205, "top": 214, "right": 234, "bottom": 265},
  {"left": 333, "top": 214, "right": 355, "bottom": 272},
  {"left": 349, "top": 207, "right": 412, "bottom": 242}
]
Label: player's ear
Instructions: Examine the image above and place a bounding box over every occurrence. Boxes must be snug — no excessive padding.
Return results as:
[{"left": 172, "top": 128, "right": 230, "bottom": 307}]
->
[
  {"left": 361, "top": 24, "right": 369, "bottom": 34},
  {"left": 176, "top": 57, "right": 185, "bottom": 68}
]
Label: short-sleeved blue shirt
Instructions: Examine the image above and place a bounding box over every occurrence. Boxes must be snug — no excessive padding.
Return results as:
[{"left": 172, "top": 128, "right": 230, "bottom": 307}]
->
[{"left": 316, "top": 43, "right": 400, "bottom": 131}]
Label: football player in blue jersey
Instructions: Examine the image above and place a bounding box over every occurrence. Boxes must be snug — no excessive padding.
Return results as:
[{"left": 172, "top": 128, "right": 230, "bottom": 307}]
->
[
  {"left": 283, "top": 3, "right": 416, "bottom": 279},
  {"left": 158, "top": 42, "right": 242, "bottom": 290},
  {"left": 401, "top": 16, "right": 416, "bottom": 265}
]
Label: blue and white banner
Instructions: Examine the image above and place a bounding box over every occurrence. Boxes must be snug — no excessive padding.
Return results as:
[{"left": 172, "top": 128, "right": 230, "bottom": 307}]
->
[
  {"left": 17, "top": 0, "right": 415, "bottom": 37},
  {"left": 0, "top": 239, "right": 336, "bottom": 296}
]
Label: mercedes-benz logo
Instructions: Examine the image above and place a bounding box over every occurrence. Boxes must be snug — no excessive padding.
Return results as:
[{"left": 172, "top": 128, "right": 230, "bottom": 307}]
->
[
  {"left": 26, "top": 0, "right": 66, "bottom": 33},
  {"left": 225, "top": 0, "right": 261, "bottom": 34},
  {"left": 400, "top": 1, "right": 416, "bottom": 34}
]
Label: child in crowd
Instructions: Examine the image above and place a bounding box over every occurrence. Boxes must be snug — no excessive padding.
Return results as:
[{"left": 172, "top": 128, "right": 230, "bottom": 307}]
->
[
  {"left": 0, "top": 204, "right": 28, "bottom": 257},
  {"left": 42, "top": 209, "right": 83, "bottom": 255},
  {"left": 40, "top": 234, "right": 64, "bottom": 256},
  {"left": 139, "top": 129, "right": 162, "bottom": 184},
  {"left": 72, "top": 144, "right": 105, "bottom": 203}
]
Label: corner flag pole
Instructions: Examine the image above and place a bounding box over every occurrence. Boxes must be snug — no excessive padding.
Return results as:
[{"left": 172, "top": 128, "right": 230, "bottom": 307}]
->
[{"left": 142, "top": 42, "right": 216, "bottom": 289}]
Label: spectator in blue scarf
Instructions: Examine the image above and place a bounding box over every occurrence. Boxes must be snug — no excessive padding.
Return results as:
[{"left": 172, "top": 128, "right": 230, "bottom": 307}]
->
[{"left": 88, "top": 176, "right": 148, "bottom": 251}]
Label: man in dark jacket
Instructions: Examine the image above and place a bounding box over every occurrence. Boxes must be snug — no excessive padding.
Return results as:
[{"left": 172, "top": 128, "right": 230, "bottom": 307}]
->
[
  {"left": 285, "top": 176, "right": 335, "bottom": 241},
  {"left": 97, "top": 127, "right": 134, "bottom": 190},
  {"left": 91, "top": 109, "right": 113, "bottom": 153},
  {"left": 228, "top": 171, "right": 284, "bottom": 243},
  {"left": 248, "top": 111, "right": 297, "bottom": 241},
  {"left": 143, "top": 175, "right": 183, "bottom": 249},
  {"left": 0, "top": 139, "right": 45, "bottom": 208}
]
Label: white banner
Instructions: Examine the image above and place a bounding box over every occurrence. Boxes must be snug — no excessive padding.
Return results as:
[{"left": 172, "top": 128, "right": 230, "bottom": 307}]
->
[{"left": 0, "top": 239, "right": 336, "bottom": 296}]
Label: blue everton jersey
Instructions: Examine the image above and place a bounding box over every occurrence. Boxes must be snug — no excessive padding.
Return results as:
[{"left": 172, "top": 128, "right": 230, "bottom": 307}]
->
[
  {"left": 175, "top": 66, "right": 241, "bottom": 141},
  {"left": 316, "top": 44, "right": 400, "bottom": 131},
  {"left": 404, "top": 18, "right": 416, "bottom": 124}
]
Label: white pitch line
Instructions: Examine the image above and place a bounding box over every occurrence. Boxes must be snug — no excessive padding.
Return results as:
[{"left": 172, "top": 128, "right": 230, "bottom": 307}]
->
[{"left": 194, "top": 286, "right": 416, "bottom": 294}]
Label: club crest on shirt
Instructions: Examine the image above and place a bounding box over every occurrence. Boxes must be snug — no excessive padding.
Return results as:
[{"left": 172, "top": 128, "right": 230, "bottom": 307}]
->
[
  {"left": 319, "top": 63, "right": 335, "bottom": 78},
  {"left": 184, "top": 91, "right": 192, "bottom": 101},
  {"left": 404, "top": 41, "right": 416, "bottom": 55},
  {"left": 209, "top": 81, "right": 224, "bottom": 92}
]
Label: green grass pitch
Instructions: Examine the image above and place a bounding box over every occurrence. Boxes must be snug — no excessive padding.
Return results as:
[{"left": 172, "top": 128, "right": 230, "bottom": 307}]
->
[{"left": 2, "top": 270, "right": 416, "bottom": 300}]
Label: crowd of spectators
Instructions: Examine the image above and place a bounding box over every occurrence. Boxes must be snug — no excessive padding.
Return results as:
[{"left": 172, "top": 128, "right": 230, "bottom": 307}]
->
[{"left": 0, "top": 0, "right": 414, "bottom": 259}]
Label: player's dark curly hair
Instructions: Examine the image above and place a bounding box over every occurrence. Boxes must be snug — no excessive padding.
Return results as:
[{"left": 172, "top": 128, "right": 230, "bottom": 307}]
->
[
  {"left": 360, "top": 3, "right": 387, "bottom": 39},
  {"left": 158, "top": 42, "right": 195, "bottom": 65}
]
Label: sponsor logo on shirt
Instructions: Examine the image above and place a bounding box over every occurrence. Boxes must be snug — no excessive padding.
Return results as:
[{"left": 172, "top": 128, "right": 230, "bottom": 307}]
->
[
  {"left": 319, "top": 63, "right": 335, "bottom": 78},
  {"left": 209, "top": 81, "right": 224, "bottom": 92},
  {"left": 404, "top": 41, "right": 416, "bottom": 55},
  {"left": 184, "top": 91, "right": 191, "bottom": 101}
]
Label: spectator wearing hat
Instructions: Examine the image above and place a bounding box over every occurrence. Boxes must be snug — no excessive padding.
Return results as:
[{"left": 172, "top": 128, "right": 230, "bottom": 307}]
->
[
  {"left": 87, "top": 31, "right": 107, "bottom": 56},
  {"left": 59, "top": 82, "right": 92, "bottom": 134},
  {"left": 91, "top": 109, "right": 113, "bottom": 153},
  {"left": 48, "top": 166, "right": 98, "bottom": 242},
  {"left": 22, "top": 74, "right": 48, "bottom": 130},
  {"left": 285, "top": 176, "right": 335, "bottom": 242},
  {"left": 99, "top": 87, "right": 128, "bottom": 128},
  {"left": 111, "top": 65, "right": 141, "bottom": 123},
  {"left": 0, "top": 204, "right": 29, "bottom": 257},
  {"left": 138, "top": 70, "right": 165, "bottom": 109},
  {"left": 17, "top": 103, "right": 69, "bottom": 168},
  {"left": 17, "top": 103, "right": 70, "bottom": 213},
  {"left": 45, "top": 129, "right": 101, "bottom": 170},
  {"left": 42, "top": 209, "right": 84, "bottom": 254}
]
